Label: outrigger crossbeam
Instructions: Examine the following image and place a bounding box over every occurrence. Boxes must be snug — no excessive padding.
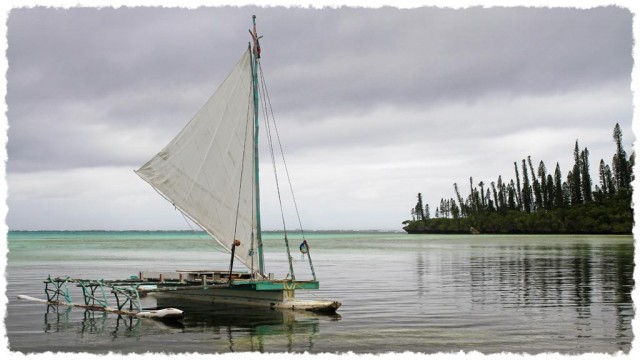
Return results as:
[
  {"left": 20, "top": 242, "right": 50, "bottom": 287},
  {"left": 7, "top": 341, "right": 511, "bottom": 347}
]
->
[
  {"left": 45, "top": 276, "right": 143, "bottom": 312},
  {"left": 21, "top": 275, "right": 183, "bottom": 320}
]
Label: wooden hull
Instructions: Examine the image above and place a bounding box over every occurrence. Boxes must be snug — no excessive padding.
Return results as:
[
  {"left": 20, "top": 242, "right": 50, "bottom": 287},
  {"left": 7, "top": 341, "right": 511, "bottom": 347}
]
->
[
  {"left": 137, "top": 270, "right": 341, "bottom": 314},
  {"left": 150, "top": 287, "right": 341, "bottom": 314}
]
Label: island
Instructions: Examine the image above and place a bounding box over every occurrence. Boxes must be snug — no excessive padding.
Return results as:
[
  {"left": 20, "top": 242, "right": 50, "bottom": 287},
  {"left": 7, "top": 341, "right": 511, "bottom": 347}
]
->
[{"left": 403, "top": 124, "right": 633, "bottom": 235}]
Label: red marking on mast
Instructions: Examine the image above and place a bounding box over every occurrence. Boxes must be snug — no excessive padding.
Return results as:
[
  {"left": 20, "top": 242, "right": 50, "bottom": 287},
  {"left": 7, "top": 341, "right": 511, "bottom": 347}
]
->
[{"left": 250, "top": 15, "right": 261, "bottom": 58}]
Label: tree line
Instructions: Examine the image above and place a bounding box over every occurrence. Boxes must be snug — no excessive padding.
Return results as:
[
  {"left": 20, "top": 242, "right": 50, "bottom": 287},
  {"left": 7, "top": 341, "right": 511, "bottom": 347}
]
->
[{"left": 404, "top": 123, "right": 634, "bottom": 234}]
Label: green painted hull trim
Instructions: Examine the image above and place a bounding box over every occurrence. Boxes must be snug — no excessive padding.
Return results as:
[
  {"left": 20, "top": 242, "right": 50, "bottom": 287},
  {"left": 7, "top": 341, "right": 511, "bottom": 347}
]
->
[{"left": 231, "top": 280, "right": 320, "bottom": 291}]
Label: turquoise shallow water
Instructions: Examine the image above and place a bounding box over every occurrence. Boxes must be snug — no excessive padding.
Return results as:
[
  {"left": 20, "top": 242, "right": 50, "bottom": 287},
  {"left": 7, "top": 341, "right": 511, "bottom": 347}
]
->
[{"left": 5, "top": 231, "right": 635, "bottom": 354}]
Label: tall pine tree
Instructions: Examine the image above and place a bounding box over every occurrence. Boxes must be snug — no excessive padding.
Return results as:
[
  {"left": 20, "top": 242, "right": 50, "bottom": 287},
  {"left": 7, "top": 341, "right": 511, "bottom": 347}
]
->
[
  {"left": 612, "top": 123, "right": 631, "bottom": 189},
  {"left": 521, "top": 159, "right": 532, "bottom": 213},
  {"left": 580, "top": 148, "right": 593, "bottom": 202},
  {"left": 571, "top": 141, "right": 583, "bottom": 205},
  {"left": 554, "top": 163, "right": 564, "bottom": 208}
]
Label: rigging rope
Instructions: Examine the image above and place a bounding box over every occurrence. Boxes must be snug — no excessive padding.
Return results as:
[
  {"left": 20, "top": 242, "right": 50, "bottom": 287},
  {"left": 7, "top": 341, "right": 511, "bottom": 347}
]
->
[
  {"left": 148, "top": 185, "right": 228, "bottom": 254},
  {"left": 258, "top": 62, "right": 309, "bottom": 243},
  {"left": 258, "top": 61, "right": 317, "bottom": 282},
  {"left": 258, "top": 62, "right": 296, "bottom": 281},
  {"left": 179, "top": 211, "right": 229, "bottom": 255}
]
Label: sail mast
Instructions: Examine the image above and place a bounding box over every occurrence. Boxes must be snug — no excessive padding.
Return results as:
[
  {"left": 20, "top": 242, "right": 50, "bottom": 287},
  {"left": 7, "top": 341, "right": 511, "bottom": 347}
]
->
[{"left": 250, "top": 15, "right": 265, "bottom": 276}]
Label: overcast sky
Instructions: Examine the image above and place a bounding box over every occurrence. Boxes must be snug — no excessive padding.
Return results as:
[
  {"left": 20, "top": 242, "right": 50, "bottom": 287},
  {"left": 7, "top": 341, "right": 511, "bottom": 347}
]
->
[{"left": 2, "top": 2, "right": 635, "bottom": 231}]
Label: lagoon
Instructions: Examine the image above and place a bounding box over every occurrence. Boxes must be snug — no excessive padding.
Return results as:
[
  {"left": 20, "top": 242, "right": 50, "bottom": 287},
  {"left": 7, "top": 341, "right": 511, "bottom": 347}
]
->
[{"left": 5, "top": 231, "right": 634, "bottom": 354}]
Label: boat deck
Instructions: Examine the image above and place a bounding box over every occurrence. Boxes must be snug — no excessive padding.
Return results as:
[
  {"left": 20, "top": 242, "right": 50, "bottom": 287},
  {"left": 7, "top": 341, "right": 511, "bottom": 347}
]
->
[{"left": 136, "top": 270, "right": 320, "bottom": 291}]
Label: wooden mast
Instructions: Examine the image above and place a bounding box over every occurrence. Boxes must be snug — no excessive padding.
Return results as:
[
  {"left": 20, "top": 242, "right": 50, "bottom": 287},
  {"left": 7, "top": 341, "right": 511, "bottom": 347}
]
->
[
  {"left": 250, "top": 15, "right": 265, "bottom": 277},
  {"left": 229, "top": 16, "right": 264, "bottom": 282}
]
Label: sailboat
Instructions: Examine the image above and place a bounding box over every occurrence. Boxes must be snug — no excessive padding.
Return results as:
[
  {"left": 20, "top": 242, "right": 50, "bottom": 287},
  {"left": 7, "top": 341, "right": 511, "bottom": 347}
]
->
[{"left": 134, "top": 16, "right": 341, "bottom": 313}]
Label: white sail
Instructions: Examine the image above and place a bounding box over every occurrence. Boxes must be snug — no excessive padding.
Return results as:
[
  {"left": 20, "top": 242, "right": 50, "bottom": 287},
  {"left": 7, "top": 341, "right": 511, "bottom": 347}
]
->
[{"left": 136, "top": 49, "right": 260, "bottom": 274}]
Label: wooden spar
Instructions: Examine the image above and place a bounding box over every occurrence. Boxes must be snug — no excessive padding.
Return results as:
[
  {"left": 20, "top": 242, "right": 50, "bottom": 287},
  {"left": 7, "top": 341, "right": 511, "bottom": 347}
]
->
[
  {"left": 17, "top": 295, "right": 184, "bottom": 320},
  {"left": 250, "top": 15, "right": 265, "bottom": 276},
  {"left": 228, "top": 239, "right": 241, "bottom": 283}
]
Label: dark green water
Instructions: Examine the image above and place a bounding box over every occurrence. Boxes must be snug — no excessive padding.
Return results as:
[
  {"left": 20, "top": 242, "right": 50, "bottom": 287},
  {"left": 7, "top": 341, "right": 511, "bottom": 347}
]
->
[{"left": 5, "top": 231, "right": 634, "bottom": 354}]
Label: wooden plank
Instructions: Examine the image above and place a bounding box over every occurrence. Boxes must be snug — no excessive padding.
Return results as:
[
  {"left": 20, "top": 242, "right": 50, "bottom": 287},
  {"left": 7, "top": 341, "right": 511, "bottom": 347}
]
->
[{"left": 17, "top": 295, "right": 183, "bottom": 320}]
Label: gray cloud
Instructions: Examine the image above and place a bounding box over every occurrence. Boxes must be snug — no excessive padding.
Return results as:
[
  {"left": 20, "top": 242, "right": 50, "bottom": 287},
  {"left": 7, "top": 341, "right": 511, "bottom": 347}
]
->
[
  {"left": 5, "top": 5, "right": 634, "bottom": 230},
  {"left": 263, "top": 7, "right": 632, "bottom": 114},
  {"left": 7, "top": 6, "right": 632, "bottom": 172}
]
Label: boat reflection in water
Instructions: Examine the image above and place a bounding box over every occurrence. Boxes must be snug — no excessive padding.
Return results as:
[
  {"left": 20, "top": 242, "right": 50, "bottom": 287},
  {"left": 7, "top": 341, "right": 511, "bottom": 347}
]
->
[
  {"left": 159, "top": 298, "right": 341, "bottom": 352},
  {"left": 168, "top": 300, "right": 341, "bottom": 329},
  {"left": 44, "top": 306, "right": 143, "bottom": 339},
  {"left": 40, "top": 299, "right": 340, "bottom": 353}
]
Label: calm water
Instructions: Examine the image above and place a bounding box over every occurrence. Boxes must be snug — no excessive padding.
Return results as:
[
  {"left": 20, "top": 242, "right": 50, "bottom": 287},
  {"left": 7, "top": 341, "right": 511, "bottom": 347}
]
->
[{"left": 4, "top": 231, "right": 635, "bottom": 354}]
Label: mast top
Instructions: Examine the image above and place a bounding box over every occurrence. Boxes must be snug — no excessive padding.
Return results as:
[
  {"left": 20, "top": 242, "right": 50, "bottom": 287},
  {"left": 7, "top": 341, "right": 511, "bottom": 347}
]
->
[{"left": 249, "top": 15, "right": 261, "bottom": 59}]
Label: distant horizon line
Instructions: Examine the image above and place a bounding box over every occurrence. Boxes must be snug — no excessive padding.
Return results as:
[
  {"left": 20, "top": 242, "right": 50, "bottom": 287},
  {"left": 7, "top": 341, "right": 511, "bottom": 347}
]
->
[{"left": 6, "top": 228, "right": 404, "bottom": 233}]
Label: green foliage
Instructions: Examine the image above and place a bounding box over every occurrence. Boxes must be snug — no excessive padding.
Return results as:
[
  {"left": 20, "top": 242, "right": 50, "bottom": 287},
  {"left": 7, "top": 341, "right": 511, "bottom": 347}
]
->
[
  {"left": 406, "top": 191, "right": 631, "bottom": 234},
  {"left": 405, "top": 124, "right": 634, "bottom": 235}
]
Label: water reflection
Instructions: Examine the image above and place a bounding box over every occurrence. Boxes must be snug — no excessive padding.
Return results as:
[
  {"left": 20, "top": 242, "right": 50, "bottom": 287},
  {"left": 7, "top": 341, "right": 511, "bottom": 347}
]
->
[
  {"left": 43, "top": 305, "right": 72, "bottom": 332},
  {"left": 43, "top": 305, "right": 151, "bottom": 338},
  {"left": 173, "top": 302, "right": 339, "bottom": 352},
  {"left": 414, "top": 238, "right": 634, "bottom": 350},
  {"left": 460, "top": 242, "right": 634, "bottom": 308},
  {"left": 39, "top": 301, "right": 340, "bottom": 353}
]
